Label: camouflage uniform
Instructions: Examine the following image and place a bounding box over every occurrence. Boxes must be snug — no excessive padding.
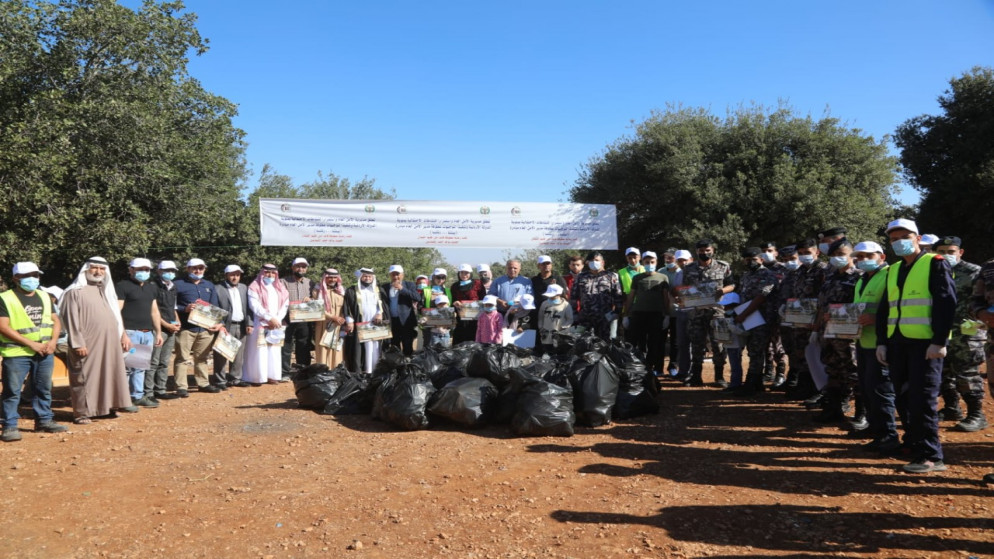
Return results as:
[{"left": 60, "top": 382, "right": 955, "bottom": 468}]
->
[
  {"left": 968, "top": 260, "right": 994, "bottom": 425},
  {"left": 940, "top": 259, "right": 985, "bottom": 417},
  {"left": 682, "top": 259, "right": 734, "bottom": 384},
  {"left": 571, "top": 270, "right": 624, "bottom": 340},
  {"left": 763, "top": 261, "right": 789, "bottom": 381},
  {"left": 816, "top": 266, "right": 862, "bottom": 419},
  {"left": 785, "top": 261, "right": 831, "bottom": 398},
  {"left": 737, "top": 265, "right": 778, "bottom": 392},
  {"left": 778, "top": 266, "right": 801, "bottom": 363}
]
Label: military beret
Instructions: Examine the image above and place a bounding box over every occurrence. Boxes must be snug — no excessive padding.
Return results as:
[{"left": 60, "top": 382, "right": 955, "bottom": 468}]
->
[
  {"left": 796, "top": 238, "right": 817, "bottom": 249},
  {"left": 758, "top": 241, "right": 777, "bottom": 250},
  {"left": 827, "top": 238, "right": 853, "bottom": 255},
  {"left": 780, "top": 245, "right": 797, "bottom": 256},
  {"left": 696, "top": 239, "right": 715, "bottom": 249},
  {"left": 937, "top": 235, "right": 962, "bottom": 248},
  {"left": 819, "top": 227, "right": 847, "bottom": 239},
  {"left": 740, "top": 247, "right": 762, "bottom": 258}
]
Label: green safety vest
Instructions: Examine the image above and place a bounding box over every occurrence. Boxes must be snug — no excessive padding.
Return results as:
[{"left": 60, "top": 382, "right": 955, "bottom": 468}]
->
[
  {"left": 853, "top": 266, "right": 888, "bottom": 349},
  {"left": 617, "top": 266, "right": 644, "bottom": 294},
  {"left": 0, "top": 289, "right": 53, "bottom": 358},
  {"left": 422, "top": 286, "right": 452, "bottom": 307},
  {"left": 886, "top": 253, "right": 935, "bottom": 340}
]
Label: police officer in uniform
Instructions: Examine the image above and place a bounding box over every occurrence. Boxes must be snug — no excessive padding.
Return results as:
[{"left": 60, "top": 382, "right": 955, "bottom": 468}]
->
[
  {"left": 813, "top": 239, "right": 862, "bottom": 424},
  {"left": 969, "top": 253, "right": 994, "bottom": 484},
  {"left": 733, "top": 247, "right": 778, "bottom": 396},
  {"left": 759, "top": 241, "right": 788, "bottom": 388},
  {"left": 933, "top": 236, "right": 987, "bottom": 431},
  {"left": 785, "top": 238, "right": 831, "bottom": 400},
  {"left": 682, "top": 239, "right": 735, "bottom": 387}
]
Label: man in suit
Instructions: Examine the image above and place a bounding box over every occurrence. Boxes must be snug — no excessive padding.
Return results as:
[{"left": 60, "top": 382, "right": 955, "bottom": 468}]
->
[
  {"left": 382, "top": 265, "right": 421, "bottom": 356},
  {"left": 213, "top": 264, "right": 252, "bottom": 388}
]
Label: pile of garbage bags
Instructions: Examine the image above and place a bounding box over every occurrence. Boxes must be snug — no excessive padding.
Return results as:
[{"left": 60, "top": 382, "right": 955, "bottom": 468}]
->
[{"left": 291, "top": 330, "right": 659, "bottom": 437}]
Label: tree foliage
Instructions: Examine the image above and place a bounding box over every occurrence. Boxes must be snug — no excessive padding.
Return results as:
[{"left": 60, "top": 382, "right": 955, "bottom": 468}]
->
[
  {"left": 570, "top": 105, "right": 900, "bottom": 267},
  {"left": 895, "top": 66, "right": 994, "bottom": 262},
  {"left": 0, "top": 0, "right": 246, "bottom": 283}
]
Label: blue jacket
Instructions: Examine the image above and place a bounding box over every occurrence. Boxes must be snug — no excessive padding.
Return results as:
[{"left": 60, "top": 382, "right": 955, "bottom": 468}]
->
[{"left": 174, "top": 276, "right": 220, "bottom": 333}]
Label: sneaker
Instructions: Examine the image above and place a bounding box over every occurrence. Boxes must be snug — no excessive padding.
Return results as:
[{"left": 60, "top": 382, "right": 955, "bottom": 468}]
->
[
  {"left": 176, "top": 389, "right": 190, "bottom": 398},
  {"left": 116, "top": 406, "right": 140, "bottom": 413},
  {"left": 902, "top": 459, "right": 947, "bottom": 473},
  {"left": 134, "top": 396, "right": 159, "bottom": 408},
  {"left": 279, "top": 375, "right": 292, "bottom": 383},
  {"left": 35, "top": 421, "right": 68, "bottom": 433},
  {"left": 1, "top": 426, "right": 22, "bottom": 442},
  {"left": 199, "top": 385, "right": 221, "bottom": 393}
]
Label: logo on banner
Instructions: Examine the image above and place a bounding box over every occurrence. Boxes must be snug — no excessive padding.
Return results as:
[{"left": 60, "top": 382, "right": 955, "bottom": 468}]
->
[
  {"left": 396, "top": 205, "right": 407, "bottom": 214},
  {"left": 511, "top": 206, "right": 521, "bottom": 216},
  {"left": 281, "top": 204, "right": 291, "bottom": 212},
  {"left": 364, "top": 205, "right": 376, "bottom": 213},
  {"left": 589, "top": 208, "right": 599, "bottom": 217},
  {"left": 480, "top": 206, "right": 490, "bottom": 215}
]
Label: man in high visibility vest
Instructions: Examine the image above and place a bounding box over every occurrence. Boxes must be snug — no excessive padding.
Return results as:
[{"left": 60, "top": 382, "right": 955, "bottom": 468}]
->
[
  {"left": 875, "top": 219, "right": 957, "bottom": 474},
  {"left": 0, "top": 262, "right": 68, "bottom": 442}
]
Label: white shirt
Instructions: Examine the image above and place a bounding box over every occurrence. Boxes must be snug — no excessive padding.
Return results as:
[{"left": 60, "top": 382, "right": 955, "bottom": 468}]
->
[{"left": 227, "top": 283, "right": 244, "bottom": 322}]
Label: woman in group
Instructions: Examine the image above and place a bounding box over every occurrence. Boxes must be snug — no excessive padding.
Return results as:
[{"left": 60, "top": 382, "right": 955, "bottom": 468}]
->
[
  {"left": 450, "top": 263, "right": 486, "bottom": 344},
  {"left": 314, "top": 268, "right": 346, "bottom": 368},
  {"left": 242, "top": 264, "right": 289, "bottom": 385}
]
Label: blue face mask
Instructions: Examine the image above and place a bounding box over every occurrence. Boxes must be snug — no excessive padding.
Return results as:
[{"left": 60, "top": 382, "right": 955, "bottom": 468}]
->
[
  {"left": 189, "top": 273, "right": 203, "bottom": 281},
  {"left": 785, "top": 260, "right": 800, "bottom": 271},
  {"left": 432, "top": 285, "right": 444, "bottom": 292},
  {"left": 263, "top": 277, "right": 275, "bottom": 286},
  {"left": 161, "top": 272, "right": 176, "bottom": 281},
  {"left": 665, "top": 262, "right": 677, "bottom": 270},
  {"left": 135, "top": 271, "right": 151, "bottom": 282},
  {"left": 856, "top": 259, "right": 880, "bottom": 272},
  {"left": 549, "top": 297, "right": 561, "bottom": 304},
  {"left": 588, "top": 261, "right": 602, "bottom": 271},
  {"left": 798, "top": 254, "right": 816, "bottom": 266},
  {"left": 943, "top": 254, "right": 959, "bottom": 267},
  {"left": 483, "top": 306, "right": 495, "bottom": 313},
  {"left": 644, "top": 264, "right": 656, "bottom": 273},
  {"left": 891, "top": 239, "right": 915, "bottom": 256},
  {"left": 829, "top": 256, "right": 849, "bottom": 269},
  {"left": 19, "top": 277, "right": 40, "bottom": 292},
  {"left": 818, "top": 242, "right": 830, "bottom": 254},
  {"left": 460, "top": 280, "right": 471, "bottom": 286}
]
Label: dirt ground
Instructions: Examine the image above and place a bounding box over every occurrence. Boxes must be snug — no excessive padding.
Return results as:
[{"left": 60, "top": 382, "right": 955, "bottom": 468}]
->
[{"left": 3, "top": 362, "right": 994, "bottom": 559}]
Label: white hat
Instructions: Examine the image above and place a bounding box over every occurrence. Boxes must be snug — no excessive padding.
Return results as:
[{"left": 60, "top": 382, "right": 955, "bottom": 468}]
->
[
  {"left": 537, "top": 255, "right": 552, "bottom": 264},
  {"left": 853, "top": 241, "right": 884, "bottom": 254},
  {"left": 884, "top": 218, "right": 919, "bottom": 235},
  {"left": 415, "top": 274, "right": 428, "bottom": 281},
  {"left": 129, "top": 258, "right": 152, "bottom": 269},
  {"left": 388, "top": 264, "right": 404, "bottom": 274},
  {"left": 186, "top": 258, "right": 206, "bottom": 268},
  {"left": 42, "top": 285, "right": 63, "bottom": 299},
  {"left": 224, "top": 264, "right": 243, "bottom": 274},
  {"left": 158, "top": 260, "right": 178, "bottom": 270},
  {"left": 482, "top": 294, "right": 498, "bottom": 306},
  {"left": 719, "top": 292, "right": 741, "bottom": 306},
  {"left": 458, "top": 263, "right": 473, "bottom": 273},
  {"left": 477, "top": 264, "right": 491, "bottom": 273},
  {"left": 517, "top": 294, "right": 536, "bottom": 310},
  {"left": 12, "top": 262, "right": 42, "bottom": 275},
  {"left": 292, "top": 257, "right": 309, "bottom": 266},
  {"left": 920, "top": 233, "right": 939, "bottom": 246},
  {"left": 674, "top": 250, "right": 692, "bottom": 260},
  {"left": 641, "top": 251, "right": 657, "bottom": 259},
  {"left": 625, "top": 246, "right": 640, "bottom": 256},
  {"left": 543, "top": 284, "right": 564, "bottom": 297},
  {"left": 434, "top": 295, "right": 449, "bottom": 305},
  {"left": 432, "top": 267, "right": 447, "bottom": 277}
]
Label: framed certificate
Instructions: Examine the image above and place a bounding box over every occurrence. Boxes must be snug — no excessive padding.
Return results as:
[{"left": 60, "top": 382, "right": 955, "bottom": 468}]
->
[
  {"left": 783, "top": 298, "right": 818, "bottom": 327},
  {"left": 319, "top": 324, "right": 343, "bottom": 350},
  {"left": 289, "top": 300, "right": 325, "bottom": 323},
  {"left": 188, "top": 300, "right": 228, "bottom": 329},
  {"left": 421, "top": 307, "right": 457, "bottom": 328},
  {"left": 712, "top": 317, "right": 746, "bottom": 349},
  {"left": 357, "top": 323, "right": 392, "bottom": 342},
  {"left": 458, "top": 302, "right": 481, "bottom": 321},
  {"left": 675, "top": 284, "right": 718, "bottom": 309},
  {"left": 213, "top": 331, "right": 242, "bottom": 362},
  {"left": 824, "top": 303, "right": 863, "bottom": 339}
]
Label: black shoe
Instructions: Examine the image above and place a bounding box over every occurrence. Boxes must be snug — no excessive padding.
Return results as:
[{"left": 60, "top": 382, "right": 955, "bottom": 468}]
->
[
  {"left": 954, "top": 415, "right": 988, "bottom": 432},
  {"left": 155, "top": 392, "right": 179, "bottom": 400},
  {"left": 229, "top": 381, "right": 251, "bottom": 388},
  {"left": 213, "top": 383, "right": 228, "bottom": 391},
  {"left": 983, "top": 472, "right": 994, "bottom": 485},
  {"left": 803, "top": 393, "right": 825, "bottom": 409},
  {"left": 713, "top": 379, "right": 729, "bottom": 388},
  {"left": 938, "top": 406, "right": 965, "bottom": 421},
  {"left": 1, "top": 426, "right": 22, "bottom": 442},
  {"left": 770, "top": 373, "right": 786, "bottom": 390},
  {"left": 199, "top": 385, "right": 221, "bottom": 394},
  {"left": 847, "top": 416, "right": 869, "bottom": 432},
  {"left": 35, "top": 421, "right": 68, "bottom": 433},
  {"left": 134, "top": 396, "right": 160, "bottom": 408},
  {"left": 116, "top": 406, "right": 139, "bottom": 413}
]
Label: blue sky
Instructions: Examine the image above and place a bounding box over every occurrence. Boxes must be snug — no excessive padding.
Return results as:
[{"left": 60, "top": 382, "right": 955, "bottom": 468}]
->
[{"left": 171, "top": 1, "right": 994, "bottom": 261}]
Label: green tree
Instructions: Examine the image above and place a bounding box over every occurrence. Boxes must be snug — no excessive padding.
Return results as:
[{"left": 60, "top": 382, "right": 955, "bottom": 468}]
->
[
  {"left": 895, "top": 66, "right": 994, "bottom": 262},
  {"left": 571, "top": 105, "right": 900, "bottom": 269},
  {"left": 0, "top": 0, "right": 246, "bottom": 282}
]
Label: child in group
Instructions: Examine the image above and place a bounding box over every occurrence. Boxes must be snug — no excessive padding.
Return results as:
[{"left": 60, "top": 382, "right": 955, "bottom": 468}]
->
[
  {"left": 537, "top": 284, "right": 573, "bottom": 354},
  {"left": 475, "top": 294, "right": 504, "bottom": 345},
  {"left": 427, "top": 296, "right": 453, "bottom": 348}
]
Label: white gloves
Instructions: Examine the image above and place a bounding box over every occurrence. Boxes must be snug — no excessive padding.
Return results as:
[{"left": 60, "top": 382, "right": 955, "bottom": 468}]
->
[
  {"left": 622, "top": 316, "right": 630, "bottom": 330},
  {"left": 875, "top": 345, "right": 888, "bottom": 366},
  {"left": 926, "top": 344, "right": 947, "bottom": 360}
]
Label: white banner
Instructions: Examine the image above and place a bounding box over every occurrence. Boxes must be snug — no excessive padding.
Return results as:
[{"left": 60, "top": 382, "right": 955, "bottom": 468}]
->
[{"left": 259, "top": 199, "right": 618, "bottom": 249}]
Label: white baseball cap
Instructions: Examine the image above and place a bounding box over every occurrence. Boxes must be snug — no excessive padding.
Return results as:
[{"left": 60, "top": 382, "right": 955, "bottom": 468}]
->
[
  {"left": 42, "top": 285, "right": 63, "bottom": 298},
  {"left": 537, "top": 255, "right": 552, "bottom": 264},
  {"left": 415, "top": 274, "right": 428, "bottom": 282},
  {"left": 517, "top": 294, "right": 536, "bottom": 310},
  {"left": 432, "top": 267, "right": 447, "bottom": 277},
  {"left": 388, "top": 264, "right": 404, "bottom": 274},
  {"left": 641, "top": 251, "right": 657, "bottom": 259},
  {"left": 224, "top": 264, "right": 243, "bottom": 274},
  {"left": 853, "top": 241, "right": 884, "bottom": 254},
  {"left": 292, "top": 257, "right": 309, "bottom": 266},
  {"left": 158, "top": 260, "right": 177, "bottom": 270},
  {"left": 920, "top": 233, "right": 939, "bottom": 246},
  {"left": 543, "top": 284, "right": 564, "bottom": 297},
  {"left": 12, "top": 262, "right": 41, "bottom": 275},
  {"left": 434, "top": 295, "right": 449, "bottom": 305},
  {"left": 625, "top": 247, "right": 640, "bottom": 256},
  {"left": 477, "top": 264, "right": 491, "bottom": 273},
  {"left": 129, "top": 258, "right": 152, "bottom": 269},
  {"left": 186, "top": 258, "right": 206, "bottom": 268},
  {"left": 482, "top": 294, "right": 498, "bottom": 306},
  {"left": 458, "top": 263, "right": 473, "bottom": 273},
  {"left": 674, "top": 250, "right": 692, "bottom": 260},
  {"left": 884, "top": 218, "right": 919, "bottom": 235}
]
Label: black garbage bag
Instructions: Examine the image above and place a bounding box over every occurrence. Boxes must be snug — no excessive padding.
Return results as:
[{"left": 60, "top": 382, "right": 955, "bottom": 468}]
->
[
  {"left": 373, "top": 363, "right": 436, "bottom": 430},
  {"left": 411, "top": 346, "right": 444, "bottom": 376},
  {"left": 466, "top": 345, "right": 523, "bottom": 388},
  {"left": 524, "top": 357, "right": 572, "bottom": 389},
  {"left": 570, "top": 352, "right": 620, "bottom": 427},
  {"left": 429, "top": 365, "right": 466, "bottom": 390},
  {"left": 320, "top": 370, "right": 374, "bottom": 415},
  {"left": 373, "top": 345, "right": 407, "bottom": 378},
  {"left": 428, "top": 377, "right": 498, "bottom": 427},
  {"left": 509, "top": 368, "right": 575, "bottom": 437},
  {"left": 572, "top": 330, "right": 609, "bottom": 356},
  {"left": 293, "top": 363, "right": 342, "bottom": 410},
  {"left": 551, "top": 330, "right": 578, "bottom": 355}
]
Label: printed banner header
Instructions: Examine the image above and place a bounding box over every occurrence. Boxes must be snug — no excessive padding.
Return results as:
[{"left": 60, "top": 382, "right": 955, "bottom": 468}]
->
[{"left": 259, "top": 199, "right": 618, "bottom": 250}]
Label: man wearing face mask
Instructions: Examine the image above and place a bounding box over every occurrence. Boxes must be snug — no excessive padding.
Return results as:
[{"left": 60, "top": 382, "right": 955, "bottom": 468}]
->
[
  {"left": 571, "top": 251, "right": 624, "bottom": 340},
  {"left": 731, "top": 247, "right": 778, "bottom": 396},
  {"left": 116, "top": 258, "right": 164, "bottom": 407},
  {"left": 932, "top": 236, "right": 986, "bottom": 431},
  {"left": 759, "top": 242, "right": 789, "bottom": 388},
  {"left": 145, "top": 261, "right": 180, "bottom": 402},
  {"left": 624, "top": 251, "right": 672, "bottom": 376},
  {"left": 281, "top": 257, "right": 315, "bottom": 380},
  {"left": 173, "top": 258, "right": 223, "bottom": 396},
  {"left": 852, "top": 242, "right": 900, "bottom": 454},
  {"left": 774, "top": 246, "right": 800, "bottom": 390},
  {"left": 616, "top": 247, "right": 645, "bottom": 339},
  {"left": 672, "top": 250, "right": 693, "bottom": 379},
  {"left": 0, "top": 262, "right": 67, "bottom": 441},
  {"left": 875, "top": 219, "right": 957, "bottom": 474},
  {"left": 818, "top": 227, "right": 848, "bottom": 257},
  {"left": 531, "top": 255, "right": 568, "bottom": 303},
  {"left": 784, "top": 238, "right": 831, "bottom": 400},
  {"left": 681, "top": 239, "right": 735, "bottom": 387},
  {"left": 659, "top": 249, "right": 681, "bottom": 376},
  {"left": 969, "top": 252, "right": 994, "bottom": 484}
]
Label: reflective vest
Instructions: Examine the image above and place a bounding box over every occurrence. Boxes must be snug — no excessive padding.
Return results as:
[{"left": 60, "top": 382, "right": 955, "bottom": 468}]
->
[
  {"left": 886, "top": 253, "right": 935, "bottom": 340},
  {"left": 0, "top": 289, "right": 53, "bottom": 357},
  {"left": 422, "top": 286, "right": 452, "bottom": 307},
  {"left": 617, "top": 266, "right": 644, "bottom": 294},
  {"left": 853, "top": 266, "right": 888, "bottom": 349}
]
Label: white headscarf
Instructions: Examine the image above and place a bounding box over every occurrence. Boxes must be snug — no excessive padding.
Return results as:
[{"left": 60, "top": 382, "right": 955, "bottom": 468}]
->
[{"left": 60, "top": 256, "right": 125, "bottom": 335}]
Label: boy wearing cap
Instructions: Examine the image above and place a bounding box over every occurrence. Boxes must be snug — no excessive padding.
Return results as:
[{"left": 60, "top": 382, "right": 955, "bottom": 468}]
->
[
  {"left": 116, "top": 258, "right": 163, "bottom": 406},
  {"left": 933, "top": 236, "right": 987, "bottom": 431},
  {"left": 173, "top": 258, "right": 222, "bottom": 396},
  {"left": 617, "top": 247, "right": 645, "bottom": 295},
  {"left": 215, "top": 264, "right": 251, "bottom": 388},
  {"left": 0, "top": 262, "right": 67, "bottom": 441},
  {"left": 538, "top": 284, "right": 573, "bottom": 354},
  {"left": 426, "top": 296, "right": 453, "bottom": 348},
  {"left": 146, "top": 260, "right": 181, "bottom": 401},
  {"left": 280, "top": 257, "right": 315, "bottom": 378},
  {"left": 624, "top": 251, "right": 672, "bottom": 376}
]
